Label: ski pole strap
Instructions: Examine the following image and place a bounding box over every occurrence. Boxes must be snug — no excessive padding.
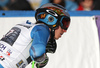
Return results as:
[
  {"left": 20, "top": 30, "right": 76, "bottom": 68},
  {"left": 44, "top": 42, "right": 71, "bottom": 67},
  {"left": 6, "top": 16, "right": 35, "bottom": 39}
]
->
[{"left": 32, "top": 61, "right": 35, "bottom": 68}]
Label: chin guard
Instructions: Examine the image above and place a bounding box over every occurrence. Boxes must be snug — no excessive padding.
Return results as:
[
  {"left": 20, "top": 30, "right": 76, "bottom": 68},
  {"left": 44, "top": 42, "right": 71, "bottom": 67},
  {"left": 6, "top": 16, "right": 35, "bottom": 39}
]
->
[
  {"left": 46, "top": 39, "right": 57, "bottom": 53},
  {"left": 46, "top": 29, "right": 57, "bottom": 53}
]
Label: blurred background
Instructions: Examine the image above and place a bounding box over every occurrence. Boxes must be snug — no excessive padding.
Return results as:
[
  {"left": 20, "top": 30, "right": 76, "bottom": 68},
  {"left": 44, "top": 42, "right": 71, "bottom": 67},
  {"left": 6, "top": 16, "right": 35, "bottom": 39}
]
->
[
  {"left": 0, "top": 0, "right": 100, "bottom": 68},
  {"left": 0, "top": 0, "right": 100, "bottom": 11}
]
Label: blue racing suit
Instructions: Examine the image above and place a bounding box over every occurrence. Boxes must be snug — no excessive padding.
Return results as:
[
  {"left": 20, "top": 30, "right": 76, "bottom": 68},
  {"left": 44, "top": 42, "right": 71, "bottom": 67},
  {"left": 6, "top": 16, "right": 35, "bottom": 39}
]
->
[{"left": 30, "top": 23, "right": 50, "bottom": 59}]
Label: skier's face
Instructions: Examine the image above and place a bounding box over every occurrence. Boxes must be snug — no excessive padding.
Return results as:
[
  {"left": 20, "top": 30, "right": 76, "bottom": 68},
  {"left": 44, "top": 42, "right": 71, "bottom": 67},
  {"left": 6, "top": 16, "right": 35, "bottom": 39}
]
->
[{"left": 54, "top": 26, "right": 66, "bottom": 40}]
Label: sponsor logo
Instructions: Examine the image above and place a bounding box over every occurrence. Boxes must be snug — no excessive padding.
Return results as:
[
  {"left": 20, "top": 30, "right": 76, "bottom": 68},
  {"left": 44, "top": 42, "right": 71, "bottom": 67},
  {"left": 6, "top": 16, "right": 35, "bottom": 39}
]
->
[
  {"left": 0, "top": 43, "right": 6, "bottom": 52},
  {"left": 6, "top": 49, "right": 12, "bottom": 56},
  {"left": 0, "top": 56, "right": 5, "bottom": 61},
  {"left": 26, "top": 20, "right": 31, "bottom": 24},
  {"left": 16, "top": 60, "right": 23, "bottom": 67},
  {"left": 41, "top": 14, "right": 46, "bottom": 18}
]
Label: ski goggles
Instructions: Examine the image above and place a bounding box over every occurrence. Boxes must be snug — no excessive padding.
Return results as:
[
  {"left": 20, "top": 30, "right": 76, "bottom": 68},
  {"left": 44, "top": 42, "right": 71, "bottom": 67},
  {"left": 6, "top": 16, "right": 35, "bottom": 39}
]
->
[
  {"left": 45, "top": 7, "right": 70, "bottom": 30},
  {"left": 59, "top": 16, "right": 70, "bottom": 30}
]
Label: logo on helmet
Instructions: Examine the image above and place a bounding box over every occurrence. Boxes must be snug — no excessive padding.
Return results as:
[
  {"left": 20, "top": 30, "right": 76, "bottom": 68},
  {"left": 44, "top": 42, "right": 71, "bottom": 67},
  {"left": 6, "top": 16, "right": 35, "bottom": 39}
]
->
[
  {"left": 41, "top": 14, "right": 46, "bottom": 19},
  {"left": 48, "top": 16, "right": 54, "bottom": 22}
]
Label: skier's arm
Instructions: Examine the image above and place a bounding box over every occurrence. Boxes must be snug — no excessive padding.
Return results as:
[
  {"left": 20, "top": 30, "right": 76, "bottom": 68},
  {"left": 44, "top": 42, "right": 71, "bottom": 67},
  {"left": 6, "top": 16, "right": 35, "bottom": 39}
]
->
[{"left": 29, "top": 25, "right": 50, "bottom": 60}]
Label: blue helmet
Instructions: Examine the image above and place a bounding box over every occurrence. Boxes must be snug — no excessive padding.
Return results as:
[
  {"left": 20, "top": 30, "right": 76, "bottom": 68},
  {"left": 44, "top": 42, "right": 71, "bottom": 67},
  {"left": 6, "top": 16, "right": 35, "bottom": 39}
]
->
[{"left": 35, "top": 3, "right": 70, "bottom": 30}]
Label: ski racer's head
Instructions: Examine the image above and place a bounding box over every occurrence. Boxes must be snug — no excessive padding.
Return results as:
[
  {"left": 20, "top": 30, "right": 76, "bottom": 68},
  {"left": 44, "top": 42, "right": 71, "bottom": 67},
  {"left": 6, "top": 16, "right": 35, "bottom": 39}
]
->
[{"left": 35, "top": 3, "right": 70, "bottom": 39}]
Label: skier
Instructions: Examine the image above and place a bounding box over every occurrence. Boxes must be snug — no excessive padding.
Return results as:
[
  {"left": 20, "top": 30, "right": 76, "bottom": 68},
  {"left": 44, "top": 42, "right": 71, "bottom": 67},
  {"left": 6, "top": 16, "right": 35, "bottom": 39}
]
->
[{"left": 0, "top": 3, "right": 70, "bottom": 68}]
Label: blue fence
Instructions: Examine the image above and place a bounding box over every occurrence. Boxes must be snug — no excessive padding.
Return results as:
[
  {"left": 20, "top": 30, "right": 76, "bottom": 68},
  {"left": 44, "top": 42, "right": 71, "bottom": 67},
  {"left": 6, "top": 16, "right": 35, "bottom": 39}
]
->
[{"left": 0, "top": 10, "right": 100, "bottom": 17}]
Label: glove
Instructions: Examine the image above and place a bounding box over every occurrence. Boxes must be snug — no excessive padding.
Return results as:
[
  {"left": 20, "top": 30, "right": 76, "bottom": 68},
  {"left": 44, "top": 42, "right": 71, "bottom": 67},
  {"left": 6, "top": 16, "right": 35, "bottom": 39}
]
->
[
  {"left": 34, "top": 53, "right": 49, "bottom": 68},
  {"left": 46, "top": 38, "right": 57, "bottom": 53}
]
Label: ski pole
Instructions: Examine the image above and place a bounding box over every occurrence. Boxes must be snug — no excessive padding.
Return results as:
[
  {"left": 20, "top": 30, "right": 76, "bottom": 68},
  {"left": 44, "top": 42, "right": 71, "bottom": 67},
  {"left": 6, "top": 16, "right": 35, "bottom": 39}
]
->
[{"left": 32, "top": 61, "right": 35, "bottom": 68}]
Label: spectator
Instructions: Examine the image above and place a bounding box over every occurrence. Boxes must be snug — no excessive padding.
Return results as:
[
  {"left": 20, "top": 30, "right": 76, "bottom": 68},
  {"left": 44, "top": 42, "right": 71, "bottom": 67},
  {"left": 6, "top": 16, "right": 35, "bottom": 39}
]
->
[
  {"left": 75, "top": 0, "right": 94, "bottom": 11},
  {"left": 0, "top": 0, "right": 10, "bottom": 10},
  {"left": 40, "top": 0, "right": 78, "bottom": 11},
  {"left": 93, "top": 0, "right": 100, "bottom": 10},
  {"left": 0, "top": 0, "right": 34, "bottom": 10}
]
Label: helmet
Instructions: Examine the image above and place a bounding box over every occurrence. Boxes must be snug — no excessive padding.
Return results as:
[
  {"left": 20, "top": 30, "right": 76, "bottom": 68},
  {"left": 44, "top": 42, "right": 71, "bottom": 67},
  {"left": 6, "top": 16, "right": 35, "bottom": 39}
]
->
[{"left": 35, "top": 3, "right": 70, "bottom": 30}]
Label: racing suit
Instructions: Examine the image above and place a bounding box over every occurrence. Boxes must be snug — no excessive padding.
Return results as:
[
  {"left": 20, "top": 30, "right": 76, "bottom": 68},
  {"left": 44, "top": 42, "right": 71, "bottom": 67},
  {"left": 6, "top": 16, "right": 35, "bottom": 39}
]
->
[{"left": 0, "top": 21, "right": 50, "bottom": 68}]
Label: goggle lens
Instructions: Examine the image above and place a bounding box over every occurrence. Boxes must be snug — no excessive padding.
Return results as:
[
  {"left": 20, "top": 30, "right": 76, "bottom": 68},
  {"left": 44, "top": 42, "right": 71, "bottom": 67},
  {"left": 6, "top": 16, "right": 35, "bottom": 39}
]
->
[{"left": 61, "top": 17, "right": 70, "bottom": 30}]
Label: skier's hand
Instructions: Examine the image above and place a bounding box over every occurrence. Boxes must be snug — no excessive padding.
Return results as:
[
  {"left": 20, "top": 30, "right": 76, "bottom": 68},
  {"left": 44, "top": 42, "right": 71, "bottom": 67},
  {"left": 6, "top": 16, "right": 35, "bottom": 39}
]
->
[{"left": 34, "top": 54, "right": 48, "bottom": 68}]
